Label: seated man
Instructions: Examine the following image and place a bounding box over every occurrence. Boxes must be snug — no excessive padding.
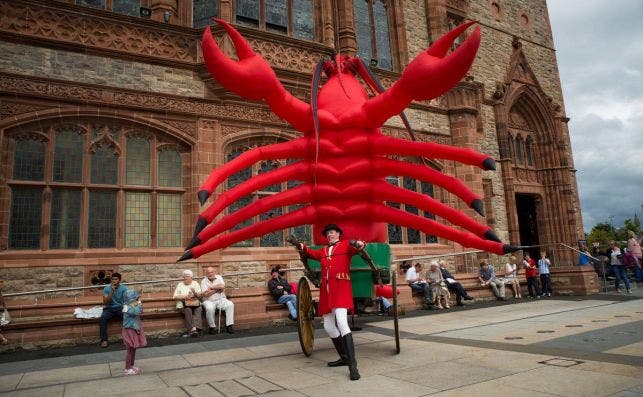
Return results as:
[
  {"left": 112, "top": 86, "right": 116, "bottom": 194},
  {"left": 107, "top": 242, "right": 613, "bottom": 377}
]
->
[
  {"left": 405, "top": 263, "right": 433, "bottom": 309},
  {"left": 268, "top": 267, "right": 297, "bottom": 320},
  {"left": 201, "top": 266, "right": 235, "bottom": 334},
  {"left": 99, "top": 272, "right": 128, "bottom": 347},
  {"left": 478, "top": 261, "right": 506, "bottom": 301},
  {"left": 439, "top": 260, "right": 473, "bottom": 306}
]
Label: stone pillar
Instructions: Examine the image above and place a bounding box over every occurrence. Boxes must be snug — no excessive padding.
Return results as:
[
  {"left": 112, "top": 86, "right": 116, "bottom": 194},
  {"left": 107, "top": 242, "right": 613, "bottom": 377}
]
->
[{"left": 336, "top": 0, "right": 357, "bottom": 55}]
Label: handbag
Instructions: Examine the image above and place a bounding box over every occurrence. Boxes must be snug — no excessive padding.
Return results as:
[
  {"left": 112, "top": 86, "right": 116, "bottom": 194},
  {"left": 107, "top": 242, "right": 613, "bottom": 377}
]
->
[
  {"left": 184, "top": 298, "right": 201, "bottom": 307},
  {"left": 0, "top": 309, "right": 10, "bottom": 326}
]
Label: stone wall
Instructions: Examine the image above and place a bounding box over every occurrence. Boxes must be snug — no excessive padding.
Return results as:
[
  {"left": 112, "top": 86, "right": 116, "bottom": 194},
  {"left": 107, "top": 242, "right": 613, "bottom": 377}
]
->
[{"left": 0, "top": 42, "right": 204, "bottom": 97}]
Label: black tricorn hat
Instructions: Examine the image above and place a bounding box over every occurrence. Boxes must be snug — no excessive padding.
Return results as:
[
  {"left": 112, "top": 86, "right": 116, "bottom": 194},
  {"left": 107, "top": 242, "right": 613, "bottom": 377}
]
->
[{"left": 321, "top": 223, "right": 343, "bottom": 237}]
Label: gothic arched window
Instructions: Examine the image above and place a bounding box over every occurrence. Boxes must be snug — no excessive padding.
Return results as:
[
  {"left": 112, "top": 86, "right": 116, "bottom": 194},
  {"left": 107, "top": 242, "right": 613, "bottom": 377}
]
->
[
  {"left": 235, "top": 0, "right": 314, "bottom": 40},
  {"left": 76, "top": 0, "right": 141, "bottom": 17},
  {"left": 4, "top": 121, "right": 187, "bottom": 250},
  {"left": 354, "top": 0, "right": 394, "bottom": 70}
]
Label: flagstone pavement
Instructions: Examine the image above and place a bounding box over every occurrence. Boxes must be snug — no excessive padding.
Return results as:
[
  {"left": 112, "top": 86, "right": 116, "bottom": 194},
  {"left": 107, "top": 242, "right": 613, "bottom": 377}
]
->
[{"left": 1, "top": 293, "right": 642, "bottom": 397}]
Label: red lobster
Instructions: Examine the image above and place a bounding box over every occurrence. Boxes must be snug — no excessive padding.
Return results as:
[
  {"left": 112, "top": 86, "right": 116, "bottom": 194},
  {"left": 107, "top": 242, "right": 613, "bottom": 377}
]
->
[{"left": 179, "top": 19, "right": 518, "bottom": 262}]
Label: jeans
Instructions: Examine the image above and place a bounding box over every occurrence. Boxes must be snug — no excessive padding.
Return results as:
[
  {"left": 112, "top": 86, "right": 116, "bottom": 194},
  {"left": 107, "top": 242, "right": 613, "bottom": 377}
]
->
[
  {"left": 613, "top": 266, "right": 631, "bottom": 291},
  {"left": 527, "top": 276, "right": 540, "bottom": 297},
  {"left": 410, "top": 282, "right": 432, "bottom": 304},
  {"left": 278, "top": 294, "right": 297, "bottom": 319},
  {"left": 540, "top": 274, "right": 553, "bottom": 295},
  {"left": 99, "top": 306, "right": 123, "bottom": 342},
  {"left": 634, "top": 258, "right": 642, "bottom": 282}
]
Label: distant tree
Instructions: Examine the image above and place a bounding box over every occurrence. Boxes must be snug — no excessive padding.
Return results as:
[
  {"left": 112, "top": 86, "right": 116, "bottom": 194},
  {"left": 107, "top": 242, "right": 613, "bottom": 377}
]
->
[
  {"left": 616, "top": 218, "right": 641, "bottom": 241},
  {"left": 587, "top": 222, "right": 615, "bottom": 249}
]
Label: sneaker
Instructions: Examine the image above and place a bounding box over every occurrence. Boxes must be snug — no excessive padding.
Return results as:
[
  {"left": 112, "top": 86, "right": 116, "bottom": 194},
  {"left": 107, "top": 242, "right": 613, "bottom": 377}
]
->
[
  {"left": 615, "top": 289, "right": 622, "bottom": 293},
  {"left": 131, "top": 366, "right": 141, "bottom": 374},
  {"left": 208, "top": 327, "right": 217, "bottom": 335},
  {"left": 464, "top": 296, "right": 474, "bottom": 301},
  {"left": 123, "top": 368, "right": 137, "bottom": 376},
  {"left": 100, "top": 340, "right": 108, "bottom": 348},
  {"left": 627, "top": 289, "right": 633, "bottom": 294},
  {"left": 547, "top": 293, "right": 552, "bottom": 297},
  {"left": 536, "top": 295, "right": 541, "bottom": 299}
]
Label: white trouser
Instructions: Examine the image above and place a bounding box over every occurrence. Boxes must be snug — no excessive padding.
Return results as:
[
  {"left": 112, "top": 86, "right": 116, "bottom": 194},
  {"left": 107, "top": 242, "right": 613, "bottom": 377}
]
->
[
  {"left": 202, "top": 298, "right": 234, "bottom": 327},
  {"left": 323, "top": 308, "right": 351, "bottom": 338}
]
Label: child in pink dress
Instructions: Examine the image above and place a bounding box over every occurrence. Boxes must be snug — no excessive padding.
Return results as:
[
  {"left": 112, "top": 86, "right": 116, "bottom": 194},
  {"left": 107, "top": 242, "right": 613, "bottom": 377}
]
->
[{"left": 122, "top": 289, "right": 147, "bottom": 375}]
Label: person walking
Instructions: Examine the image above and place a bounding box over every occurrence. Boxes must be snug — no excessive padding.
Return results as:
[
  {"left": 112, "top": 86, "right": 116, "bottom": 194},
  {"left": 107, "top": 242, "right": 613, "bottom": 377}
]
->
[{"left": 609, "top": 241, "right": 631, "bottom": 293}]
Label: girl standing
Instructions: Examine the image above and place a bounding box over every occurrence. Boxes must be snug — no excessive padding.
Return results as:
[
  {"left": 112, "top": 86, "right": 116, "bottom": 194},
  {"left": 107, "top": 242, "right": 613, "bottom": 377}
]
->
[{"left": 122, "top": 289, "right": 147, "bottom": 375}]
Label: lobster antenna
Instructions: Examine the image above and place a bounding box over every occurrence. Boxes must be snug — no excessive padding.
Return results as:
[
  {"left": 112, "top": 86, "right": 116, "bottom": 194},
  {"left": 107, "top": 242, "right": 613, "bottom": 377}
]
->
[
  {"left": 311, "top": 59, "right": 325, "bottom": 186},
  {"left": 336, "top": 53, "right": 350, "bottom": 99}
]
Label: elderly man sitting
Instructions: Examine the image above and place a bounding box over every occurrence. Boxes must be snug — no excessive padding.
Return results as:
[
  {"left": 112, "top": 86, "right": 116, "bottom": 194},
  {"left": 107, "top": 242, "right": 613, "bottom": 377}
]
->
[
  {"left": 201, "top": 267, "right": 234, "bottom": 334},
  {"left": 173, "top": 269, "right": 202, "bottom": 337},
  {"left": 478, "top": 261, "right": 506, "bottom": 301}
]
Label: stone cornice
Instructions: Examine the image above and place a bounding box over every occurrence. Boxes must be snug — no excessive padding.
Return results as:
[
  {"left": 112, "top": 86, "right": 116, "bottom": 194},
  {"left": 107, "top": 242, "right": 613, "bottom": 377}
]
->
[{"left": 0, "top": 72, "right": 287, "bottom": 127}]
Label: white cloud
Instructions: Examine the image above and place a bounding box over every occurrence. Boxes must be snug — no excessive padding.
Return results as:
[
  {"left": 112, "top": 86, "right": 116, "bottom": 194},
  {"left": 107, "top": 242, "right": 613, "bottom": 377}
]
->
[{"left": 548, "top": 0, "right": 643, "bottom": 232}]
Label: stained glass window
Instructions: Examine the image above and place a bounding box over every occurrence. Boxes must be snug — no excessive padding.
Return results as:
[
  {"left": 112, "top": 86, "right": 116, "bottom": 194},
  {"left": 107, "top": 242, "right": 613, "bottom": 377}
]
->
[
  {"left": 421, "top": 182, "right": 437, "bottom": 243},
  {"left": 193, "top": 0, "right": 219, "bottom": 28},
  {"left": 292, "top": 0, "right": 313, "bottom": 40},
  {"left": 91, "top": 144, "right": 118, "bottom": 185},
  {"left": 447, "top": 13, "right": 465, "bottom": 51},
  {"left": 53, "top": 127, "right": 84, "bottom": 183},
  {"left": 258, "top": 160, "right": 281, "bottom": 192},
  {"left": 403, "top": 177, "right": 421, "bottom": 243},
  {"left": 158, "top": 149, "right": 182, "bottom": 187},
  {"left": 373, "top": 0, "right": 392, "bottom": 70},
  {"left": 289, "top": 204, "right": 311, "bottom": 243},
  {"left": 387, "top": 202, "right": 403, "bottom": 244},
  {"left": 158, "top": 193, "right": 182, "bottom": 247},
  {"left": 260, "top": 206, "right": 283, "bottom": 246},
  {"left": 9, "top": 187, "right": 42, "bottom": 249},
  {"left": 125, "top": 192, "right": 150, "bottom": 248},
  {"left": 112, "top": 0, "right": 140, "bottom": 17},
  {"left": 265, "top": 0, "right": 288, "bottom": 34},
  {"left": 236, "top": 0, "right": 260, "bottom": 27},
  {"left": 354, "top": 0, "right": 372, "bottom": 62},
  {"left": 126, "top": 136, "right": 150, "bottom": 185},
  {"left": 76, "top": 0, "right": 105, "bottom": 9},
  {"left": 235, "top": 0, "right": 314, "bottom": 40},
  {"left": 354, "top": 0, "right": 393, "bottom": 70},
  {"left": 50, "top": 189, "right": 81, "bottom": 249},
  {"left": 230, "top": 195, "right": 254, "bottom": 247},
  {"left": 88, "top": 190, "right": 117, "bottom": 248},
  {"left": 13, "top": 138, "right": 45, "bottom": 181},
  {"left": 227, "top": 149, "right": 252, "bottom": 188}
]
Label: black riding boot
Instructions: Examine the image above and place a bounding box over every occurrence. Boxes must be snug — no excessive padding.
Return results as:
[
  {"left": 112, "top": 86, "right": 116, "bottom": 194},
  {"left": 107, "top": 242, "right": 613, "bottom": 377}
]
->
[
  {"left": 327, "top": 337, "right": 348, "bottom": 367},
  {"left": 342, "top": 333, "right": 361, "bottom": 380}
]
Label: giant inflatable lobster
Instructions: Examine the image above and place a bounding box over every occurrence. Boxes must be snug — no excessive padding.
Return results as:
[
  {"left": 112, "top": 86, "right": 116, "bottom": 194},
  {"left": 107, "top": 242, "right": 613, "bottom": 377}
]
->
[{"left": 178, "top": 19, "right": 519, "bottom": 262}]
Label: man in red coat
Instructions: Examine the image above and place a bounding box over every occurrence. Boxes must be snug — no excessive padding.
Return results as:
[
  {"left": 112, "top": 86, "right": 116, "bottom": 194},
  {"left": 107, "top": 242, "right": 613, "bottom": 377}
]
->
[{"left": 298, "top": 224, "right": 364, "bottom": 381}]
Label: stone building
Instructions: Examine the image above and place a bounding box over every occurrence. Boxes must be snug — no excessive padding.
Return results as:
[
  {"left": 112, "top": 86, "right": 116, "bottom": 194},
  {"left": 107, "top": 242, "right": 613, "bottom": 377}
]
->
[{"left": 0, "top": 0, "right": 585, "bottom": 298}]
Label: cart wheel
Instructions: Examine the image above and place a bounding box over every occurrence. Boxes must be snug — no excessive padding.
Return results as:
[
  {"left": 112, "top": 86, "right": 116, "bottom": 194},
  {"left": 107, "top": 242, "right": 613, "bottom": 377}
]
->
[
  {"left": 296, "top": 276, "right": 315, "bottom": 356},
  {"left": 392, "top": 270, "right": 401, "bottom": 354}
]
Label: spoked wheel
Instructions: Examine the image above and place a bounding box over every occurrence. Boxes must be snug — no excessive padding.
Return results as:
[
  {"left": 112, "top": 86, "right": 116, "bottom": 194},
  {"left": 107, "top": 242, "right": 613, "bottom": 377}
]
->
[
  {"left": 392, "top": 270, "right": 401, "bottom": 354},
  {"left": 296, "top": 276, "right": 315, "bottom": 356}
]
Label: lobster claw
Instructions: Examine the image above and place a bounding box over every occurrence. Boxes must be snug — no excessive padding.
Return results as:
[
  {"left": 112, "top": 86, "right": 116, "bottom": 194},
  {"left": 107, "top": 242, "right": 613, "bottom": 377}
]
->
[
  {"left": 202, "top": 19, "right": 280, "bottom": 101},
  {"left": 398, "top": 21, "right": 481, "bottom": 101}
]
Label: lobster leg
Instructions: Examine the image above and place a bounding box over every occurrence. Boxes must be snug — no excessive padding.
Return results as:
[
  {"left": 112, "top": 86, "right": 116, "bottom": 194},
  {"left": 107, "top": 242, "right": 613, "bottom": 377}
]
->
[
  {"left": 183, "top": 205, "right": 332, "bottom": 260},
  {"left": 369, "top": 158, "right": 484, "bottom": 215},
  {"left": 187, "top": 185, "right": 315, "bottom": 250},
  {"left": 369, "top": 203, "right": 517, "bottom": 255},
  {"left": 194, "top": 162, "right": 310, "bottom": 237},
  {"left": 366, "top": 181, "right": 500, "bottom": 242},
  {"left": 371, "top": 135, "right": 495, "bottom": 171},
  {"left": 198, "top": 138, "right": 307, "bottom": 205}
]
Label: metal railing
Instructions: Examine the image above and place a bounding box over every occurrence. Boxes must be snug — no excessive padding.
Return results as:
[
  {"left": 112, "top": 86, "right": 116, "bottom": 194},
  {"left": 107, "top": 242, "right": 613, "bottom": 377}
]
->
[{"left": 3, "top": 242, "right": 607, "bottom": 300}]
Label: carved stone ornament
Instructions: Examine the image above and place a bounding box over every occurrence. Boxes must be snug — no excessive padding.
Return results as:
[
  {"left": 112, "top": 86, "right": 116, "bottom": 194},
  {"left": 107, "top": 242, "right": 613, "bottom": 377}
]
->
[
  {"left": 493, "top": 82, "right": 507, "bottom": 100},
  {"left": 512, "top": 36, "right": 522, "bottom": 49},
  {"left": 0, "top": 102, "right": 50, "bottom": 120},
  {"left": 1, "top": 0, "right": 197, "bottom": 64}
]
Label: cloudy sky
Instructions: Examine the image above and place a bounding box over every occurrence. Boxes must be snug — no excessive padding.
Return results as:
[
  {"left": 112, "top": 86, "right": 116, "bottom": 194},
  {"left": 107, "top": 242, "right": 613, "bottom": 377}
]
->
[{"left": 547, "top": 0, "right": 643, "bottom": 232}]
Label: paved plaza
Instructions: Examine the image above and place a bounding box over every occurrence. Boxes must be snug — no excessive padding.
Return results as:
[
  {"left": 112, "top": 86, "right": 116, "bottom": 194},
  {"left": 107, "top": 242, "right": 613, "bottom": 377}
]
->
[{"left": 0, "top": 293, "right": 642, "bottom": 397}]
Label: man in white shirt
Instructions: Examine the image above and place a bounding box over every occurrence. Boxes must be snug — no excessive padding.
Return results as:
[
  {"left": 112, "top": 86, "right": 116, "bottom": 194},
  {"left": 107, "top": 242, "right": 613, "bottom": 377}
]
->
[
  {"left": 201, "top": 267, "right": 235, "bottom": 334},
  {"left": 405, "top": 263, "right": 433, "bottom": 309}
]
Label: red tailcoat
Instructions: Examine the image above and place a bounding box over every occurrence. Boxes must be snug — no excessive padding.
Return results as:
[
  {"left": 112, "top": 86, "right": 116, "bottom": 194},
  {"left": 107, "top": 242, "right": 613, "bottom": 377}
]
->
[{"left": 303, "top": 240, "right": 361, "bottom": 315}]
